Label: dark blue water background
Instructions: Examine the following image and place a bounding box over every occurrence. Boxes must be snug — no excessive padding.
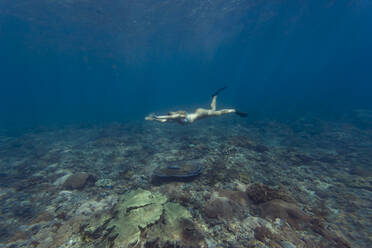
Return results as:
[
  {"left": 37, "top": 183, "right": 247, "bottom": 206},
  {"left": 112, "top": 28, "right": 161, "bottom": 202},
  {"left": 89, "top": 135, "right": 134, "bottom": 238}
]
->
[{"left": 0, "top": 1, "right": 371, "bottom": 132}]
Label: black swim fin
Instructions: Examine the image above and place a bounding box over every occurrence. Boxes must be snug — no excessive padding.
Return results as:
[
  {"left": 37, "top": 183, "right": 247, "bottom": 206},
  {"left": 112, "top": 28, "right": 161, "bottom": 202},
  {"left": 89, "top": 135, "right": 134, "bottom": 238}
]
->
[
  {"left": 235, "top": 110, "right": 248, "bottom": 117},
  {"left": 212, "top": 86, "right": 228, "bottom": 97}
]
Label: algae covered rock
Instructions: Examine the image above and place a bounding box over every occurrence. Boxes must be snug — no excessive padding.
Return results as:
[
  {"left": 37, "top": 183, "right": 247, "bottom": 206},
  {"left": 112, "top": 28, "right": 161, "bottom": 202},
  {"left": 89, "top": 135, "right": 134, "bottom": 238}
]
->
[
  {"left": 144, "top": 202, "right": 205, "bottom": 247},
  {"left": 107, "top": 189, "right": 167, "bottom": 247},
  {"left": 163, "top": 201, "right": 192, "bottom": 226},
  {"left": 82, "top": 188, "right": 200, "bottom": 247}
]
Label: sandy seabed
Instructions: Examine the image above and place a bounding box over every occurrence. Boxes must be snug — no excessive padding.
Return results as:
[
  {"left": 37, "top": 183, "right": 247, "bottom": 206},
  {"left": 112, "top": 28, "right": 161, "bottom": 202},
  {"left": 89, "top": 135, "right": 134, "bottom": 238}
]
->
[{"left": 0, "top": 116, "right": 371, "bottom": 248}]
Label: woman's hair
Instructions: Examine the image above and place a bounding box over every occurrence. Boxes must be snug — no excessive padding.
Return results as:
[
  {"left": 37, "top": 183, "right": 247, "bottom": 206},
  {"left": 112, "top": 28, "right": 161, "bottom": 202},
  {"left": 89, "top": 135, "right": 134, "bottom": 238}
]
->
[{"left": 168, "top": 110, "right": 187, "bottom": 117}]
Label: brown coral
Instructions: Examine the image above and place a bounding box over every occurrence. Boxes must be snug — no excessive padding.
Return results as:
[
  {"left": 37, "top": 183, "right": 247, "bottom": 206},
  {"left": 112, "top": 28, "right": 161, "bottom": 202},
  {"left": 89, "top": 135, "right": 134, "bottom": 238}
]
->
[
  {"left": 246, "top": 183, "right": 295, "bottom": 204},
  {"left": 179, "top": 218, "right": 204, "bottom": 246},
  {"left": 204, "top": 196, "right": 235, "bottom": 219},
  {"left": 259, "top": 199, "right": 310, "bottom": 230}
]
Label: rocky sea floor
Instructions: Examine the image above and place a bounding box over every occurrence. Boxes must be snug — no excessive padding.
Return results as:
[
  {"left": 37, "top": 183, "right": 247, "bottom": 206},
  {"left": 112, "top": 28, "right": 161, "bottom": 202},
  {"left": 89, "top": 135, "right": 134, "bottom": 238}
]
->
[{"left": 0, "top": 116, "right": 371, "bottom": 248}]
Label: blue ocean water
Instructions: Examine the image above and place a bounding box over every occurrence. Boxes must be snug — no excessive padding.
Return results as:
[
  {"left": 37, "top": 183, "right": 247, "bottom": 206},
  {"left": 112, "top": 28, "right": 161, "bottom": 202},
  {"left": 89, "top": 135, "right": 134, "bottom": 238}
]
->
[
  {"left": 0, "top": 1, "right": 371, "bottom": 132},
  {"left": 1, "top": 2, "right": 372, "bottom": 247}
]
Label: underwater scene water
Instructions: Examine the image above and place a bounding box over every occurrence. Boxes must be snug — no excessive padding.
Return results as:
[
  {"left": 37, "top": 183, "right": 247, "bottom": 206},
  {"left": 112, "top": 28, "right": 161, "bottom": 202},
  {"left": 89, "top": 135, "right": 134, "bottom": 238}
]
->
[{"left": 0, "top": 1, "right": 372, "bottom": 247}]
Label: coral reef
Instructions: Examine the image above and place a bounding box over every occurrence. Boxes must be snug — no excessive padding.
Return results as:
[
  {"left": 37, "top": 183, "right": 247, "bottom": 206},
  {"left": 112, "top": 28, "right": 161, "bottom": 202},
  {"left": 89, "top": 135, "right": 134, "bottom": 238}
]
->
[{"left": 0, "top": 115, "right": 370, "bottom": 247}]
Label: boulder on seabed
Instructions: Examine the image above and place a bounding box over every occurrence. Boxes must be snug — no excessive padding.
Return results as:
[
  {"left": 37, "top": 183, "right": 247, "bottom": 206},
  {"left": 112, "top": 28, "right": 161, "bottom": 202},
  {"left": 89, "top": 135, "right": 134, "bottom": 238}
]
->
[{"left": 63, "top": 172, "right": 96, "bottom": 190}]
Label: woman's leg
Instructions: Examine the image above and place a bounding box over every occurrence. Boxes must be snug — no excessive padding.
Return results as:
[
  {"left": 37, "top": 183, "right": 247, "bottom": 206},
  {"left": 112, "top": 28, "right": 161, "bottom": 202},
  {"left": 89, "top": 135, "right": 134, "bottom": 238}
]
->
[
  {"left": 210, "top": 95, "right": 217, "bottom": 111},
  {"left": 212, "top": 109, "right": 248, "bottom": 117},
  {"left": 210, "top": 86, "right": 227, "bottom": 110},
  {"left": 213, "top": 109, "right": 236, "bottom": 116}
]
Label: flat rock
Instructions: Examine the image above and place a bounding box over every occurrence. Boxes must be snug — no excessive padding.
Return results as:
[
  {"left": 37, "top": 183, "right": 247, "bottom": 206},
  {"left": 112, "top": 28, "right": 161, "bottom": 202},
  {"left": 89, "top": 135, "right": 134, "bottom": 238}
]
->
[
  {"left": 153, "top": 160, "right": 202, "bottom": 182},
  {"left": 62, "top": 172, "right": 96, "bottom": 190}
]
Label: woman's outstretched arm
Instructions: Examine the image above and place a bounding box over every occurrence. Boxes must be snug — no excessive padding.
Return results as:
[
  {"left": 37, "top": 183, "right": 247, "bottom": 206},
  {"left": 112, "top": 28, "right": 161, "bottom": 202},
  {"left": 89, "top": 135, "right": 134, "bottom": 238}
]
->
[
  {"left": 145, "top": 114, "right": 167, "bottom": 122},
  {"left": 145, "top": 113, "right": 185, "bottom": 122}
]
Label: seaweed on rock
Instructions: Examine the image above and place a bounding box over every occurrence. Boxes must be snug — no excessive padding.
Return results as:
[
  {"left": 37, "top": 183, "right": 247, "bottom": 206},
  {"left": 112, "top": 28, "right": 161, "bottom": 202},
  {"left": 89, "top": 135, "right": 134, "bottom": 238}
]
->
[{"left": 82, "top": 189, "right": 204, "bottom": 247}]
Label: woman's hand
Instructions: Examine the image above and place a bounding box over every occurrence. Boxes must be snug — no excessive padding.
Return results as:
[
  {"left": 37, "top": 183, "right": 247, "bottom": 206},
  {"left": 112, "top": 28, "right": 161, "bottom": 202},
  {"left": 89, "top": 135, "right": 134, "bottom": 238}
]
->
[{"left": 145, "top": 113, "right": 156, "bottom": 121}]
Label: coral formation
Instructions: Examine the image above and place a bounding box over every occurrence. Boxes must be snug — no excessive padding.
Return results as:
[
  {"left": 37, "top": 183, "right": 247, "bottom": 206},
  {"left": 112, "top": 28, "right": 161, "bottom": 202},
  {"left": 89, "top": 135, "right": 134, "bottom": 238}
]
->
[
  {"left": 105, "top": 189, "right": 167, "bottom": 247},
  {"left": 204, "top": 190, "right": 250, "bottom": 220},
  {"left": 246, "top": 183, "right": 295, "bottom": 204},
  {"left": 205, "top": 195, "right": 234, "bottom": 219},
  {"left": 179, "top": 218, "right": 204, "bottom": 245},
  {"left": 82, "top": 189, "right": 199, "bottom": 247},
  {"left": 259, "top": 199, "right": 310, "bottom": 230}
]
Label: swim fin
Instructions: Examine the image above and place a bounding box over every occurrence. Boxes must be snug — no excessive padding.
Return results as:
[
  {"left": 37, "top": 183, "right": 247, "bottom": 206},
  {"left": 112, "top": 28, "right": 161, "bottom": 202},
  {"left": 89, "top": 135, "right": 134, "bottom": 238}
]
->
[
  {"left": 235, "top": 110, "right": 248, "bottom": 117},
  {"left": 212, "top": 86, "right": 228, "bottom": 97}
]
